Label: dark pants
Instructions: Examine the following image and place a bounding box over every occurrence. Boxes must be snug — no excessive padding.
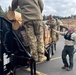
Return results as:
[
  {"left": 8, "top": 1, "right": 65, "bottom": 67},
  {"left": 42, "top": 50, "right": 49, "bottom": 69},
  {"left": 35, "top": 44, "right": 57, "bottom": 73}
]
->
[{"left": 62, "top": 45, "right": 74, "bottom": 68}]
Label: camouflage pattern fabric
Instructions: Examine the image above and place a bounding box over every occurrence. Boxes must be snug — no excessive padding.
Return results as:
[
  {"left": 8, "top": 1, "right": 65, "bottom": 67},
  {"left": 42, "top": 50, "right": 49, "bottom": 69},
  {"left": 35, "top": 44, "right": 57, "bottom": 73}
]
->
[
  {"left": 46, "top": 18, "right": 58, "bottom": 43},
  {"left": 46, "top": 19, "right": 56, "bottom": 28},
  {"left": 46, "top": 18, "right": 63, "bottom": 43},
  {"left": 56, "top": 19, "right": 63, "bottom": 41},
  {"left": 24, "top": 21, "right": 44, "bottom": 61},
  {"left": 20, "top": 30, "right": 29, "bottom": 46},
  {"left": 55, "top": 20, "right": 60, "bottom": 41}
]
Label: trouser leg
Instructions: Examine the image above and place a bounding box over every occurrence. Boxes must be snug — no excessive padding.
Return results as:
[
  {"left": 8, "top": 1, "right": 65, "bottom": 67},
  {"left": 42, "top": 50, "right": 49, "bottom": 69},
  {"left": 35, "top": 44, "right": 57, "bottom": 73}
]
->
[
  {"left": 24, "top": 21, "right": 46, "bottom": 62},
  {"left": 33, "top": 21, "right": 46, "bottom": 61},
  {"left": 62, "top": 46, "right": 68, "bottom": 67},
  {"left": 34, "top": 21, "right": 44, "bottom": 57},
  {"left": 24, "top": 23, "right": 38, "bottom": 61},
  {"left": 68, "top": 46, "right": 74, "bottom": 68}
]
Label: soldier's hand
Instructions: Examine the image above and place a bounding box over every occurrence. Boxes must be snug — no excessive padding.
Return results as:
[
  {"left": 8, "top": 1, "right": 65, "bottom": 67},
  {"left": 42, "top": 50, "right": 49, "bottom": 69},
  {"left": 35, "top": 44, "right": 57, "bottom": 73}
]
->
[{"left": 52, "top": 29, "right": 56, "bottom": 32}]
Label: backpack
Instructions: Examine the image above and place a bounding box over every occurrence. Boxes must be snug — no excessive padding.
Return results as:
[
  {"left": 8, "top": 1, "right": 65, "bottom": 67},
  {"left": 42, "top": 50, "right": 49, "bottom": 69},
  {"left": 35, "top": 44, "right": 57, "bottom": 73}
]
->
[{"left": 64, "top": 32, "right": 74, "bottom": 41}]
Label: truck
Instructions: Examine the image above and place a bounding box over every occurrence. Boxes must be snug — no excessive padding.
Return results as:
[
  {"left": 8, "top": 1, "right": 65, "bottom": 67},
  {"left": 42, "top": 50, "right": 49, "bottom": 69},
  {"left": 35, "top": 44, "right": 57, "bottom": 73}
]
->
[
  {"left": 0, "top": 10, "right": 60, "bottom": 75},
  {"left": 7, "top": 10, "right": 59, "bottom": 59}
]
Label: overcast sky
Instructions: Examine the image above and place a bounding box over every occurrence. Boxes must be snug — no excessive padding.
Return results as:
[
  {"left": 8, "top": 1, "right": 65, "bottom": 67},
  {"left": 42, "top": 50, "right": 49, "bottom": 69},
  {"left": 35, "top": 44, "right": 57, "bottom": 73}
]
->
[{"left": 0, "top": 0, "right": 76, "bottom": 17}]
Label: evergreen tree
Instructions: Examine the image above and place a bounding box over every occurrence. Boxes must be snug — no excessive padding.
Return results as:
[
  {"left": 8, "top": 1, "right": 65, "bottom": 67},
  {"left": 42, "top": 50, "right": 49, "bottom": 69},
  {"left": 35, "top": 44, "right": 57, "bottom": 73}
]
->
[{"left": 0, "top": 6, "right": 4, "bottom": 16}]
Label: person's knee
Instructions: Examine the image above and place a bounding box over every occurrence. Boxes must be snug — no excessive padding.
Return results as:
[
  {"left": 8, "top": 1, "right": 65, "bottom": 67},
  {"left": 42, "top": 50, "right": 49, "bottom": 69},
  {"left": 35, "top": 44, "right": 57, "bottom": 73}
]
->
[
  {"left": 62, "top": 53, "right": 66, "bottom": 59},
  {"left": 62, "top": 56, "right": 66, "bottom": 59}
]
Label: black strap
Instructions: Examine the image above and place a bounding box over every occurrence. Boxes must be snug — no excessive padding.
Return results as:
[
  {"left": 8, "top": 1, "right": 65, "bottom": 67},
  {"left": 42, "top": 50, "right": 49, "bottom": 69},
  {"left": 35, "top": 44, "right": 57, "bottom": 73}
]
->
[{"left": 64, "top": 32, "right": 74, "bottom": 41}]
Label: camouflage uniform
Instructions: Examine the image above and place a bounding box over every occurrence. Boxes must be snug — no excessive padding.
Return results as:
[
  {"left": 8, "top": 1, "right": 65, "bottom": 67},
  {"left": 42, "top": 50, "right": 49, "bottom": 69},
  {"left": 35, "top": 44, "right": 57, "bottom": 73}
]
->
[
  {"left": 56, "top": 19, "right": 64, "bottom": 40},
  {"left": 12, "top": 0, "right": 46, "bottom": 62},
  {"left": 55, "top": 19, "right": 61, "bottom": 41},
  {"left": 58, "top": 19, "right": 63, "bottom": 31},
  {"left": 56, "top": 19, "right": 63, "bottom": 31},
  {"left": 24, "top": 21, "right": 44, "bottom": 61},
  {"left": 46, "top": 18, "right": 58, "bottom": 43}
]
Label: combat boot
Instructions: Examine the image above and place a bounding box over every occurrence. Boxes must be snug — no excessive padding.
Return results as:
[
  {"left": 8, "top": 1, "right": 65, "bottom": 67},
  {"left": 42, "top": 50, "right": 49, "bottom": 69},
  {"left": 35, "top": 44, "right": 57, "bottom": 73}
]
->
[
  {"left": 38, "top": 55, "right": 47, "bottom": 62},
  {"left": 32, "top": 52, "right": 39, "bottom": 62},
  {"left": 33, "top": 57, "right": 38, "bottom": 62}
]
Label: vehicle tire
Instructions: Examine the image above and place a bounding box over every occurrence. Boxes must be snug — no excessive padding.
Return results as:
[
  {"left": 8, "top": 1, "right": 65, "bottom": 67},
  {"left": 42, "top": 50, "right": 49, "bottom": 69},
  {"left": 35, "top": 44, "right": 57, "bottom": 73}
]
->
[
  {"left": 54, "top": 43, "right": 56, "bottom": 51},
  {"left": 47, "top": 45, "right": 52, "bottom": 61},
  {"left": 51, "top": 45, "right": 54, "bottom": 55}
]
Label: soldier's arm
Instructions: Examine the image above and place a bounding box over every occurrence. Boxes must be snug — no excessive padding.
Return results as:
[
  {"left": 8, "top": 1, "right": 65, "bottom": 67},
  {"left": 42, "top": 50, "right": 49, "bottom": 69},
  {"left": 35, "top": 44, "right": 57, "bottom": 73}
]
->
[
  {"left": 12, "top": 0, "right": 18, "bottom": 11},
  {"left": 38, "top": 0, "right": 44, "bottom": 13},
  {"left": 53, "top": 29, "right": 65, "bottom": 36}
]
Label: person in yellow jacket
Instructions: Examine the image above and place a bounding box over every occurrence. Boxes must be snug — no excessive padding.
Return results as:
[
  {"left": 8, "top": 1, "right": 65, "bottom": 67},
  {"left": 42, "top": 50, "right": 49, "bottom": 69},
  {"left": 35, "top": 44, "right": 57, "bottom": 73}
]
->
[{"left": 11, "top": 0, "right": 46, "bottom": 62}]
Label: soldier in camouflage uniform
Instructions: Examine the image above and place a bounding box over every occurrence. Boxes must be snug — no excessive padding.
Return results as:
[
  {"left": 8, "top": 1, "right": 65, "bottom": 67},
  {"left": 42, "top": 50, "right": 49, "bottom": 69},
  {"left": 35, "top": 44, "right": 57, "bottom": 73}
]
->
[
  {"left": 11, "top": 0, "right": 46, "bottom": 62},
  {"left": 55, "top": 18, "right": 61, "bottom": 41},
  {"left": 46, "top": 15, "right": 61, "bottom": 52},
  {"left": 56, "top": 18, "right": 64, "bottom": 41},
  {"left": 46, "top": 15, "right": 60, "bottom": 43},
  {"left": 56, "top": 18, "right": 63, "bottom": 31}
]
